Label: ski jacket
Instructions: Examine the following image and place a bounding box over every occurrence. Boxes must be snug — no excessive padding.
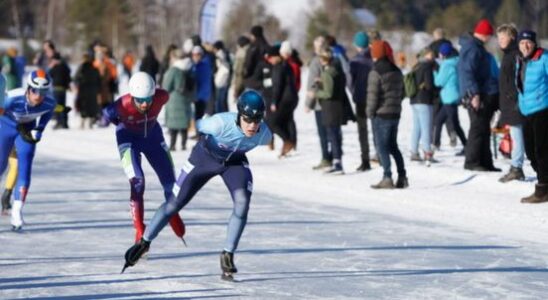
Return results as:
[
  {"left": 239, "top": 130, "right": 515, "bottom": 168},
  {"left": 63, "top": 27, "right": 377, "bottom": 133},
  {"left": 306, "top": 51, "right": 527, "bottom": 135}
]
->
[
  {"left": 498, "top": 41, "right": 524, "bottom": 125},
  {"left": 517, "top": 48, "right": 548, "bottom": 116},
  {"left": 434, "top": 56, "right": 460, "bottom": 105},
  {"left": 457, "top": 33, "right": 492, "bottom": 97},
  {"left": 103, "top": 89, "right": 168, "bottom": 137}
]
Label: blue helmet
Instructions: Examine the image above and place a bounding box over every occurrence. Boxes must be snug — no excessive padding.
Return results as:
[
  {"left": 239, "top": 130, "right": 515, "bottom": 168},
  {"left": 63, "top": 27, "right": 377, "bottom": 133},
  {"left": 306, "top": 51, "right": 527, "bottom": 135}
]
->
[{"left": 237, "top": 90, "right": 265, "bottom": 120}]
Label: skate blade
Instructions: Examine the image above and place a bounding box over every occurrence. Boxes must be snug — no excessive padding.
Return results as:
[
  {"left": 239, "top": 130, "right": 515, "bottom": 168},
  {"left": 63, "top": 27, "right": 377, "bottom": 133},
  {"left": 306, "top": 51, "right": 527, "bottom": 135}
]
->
[
  {"left": 121, "top": 263, "right": 130, "bottom": 274},
  {"left": 181, "top": 237, "right": 188, "bottom": 247}
]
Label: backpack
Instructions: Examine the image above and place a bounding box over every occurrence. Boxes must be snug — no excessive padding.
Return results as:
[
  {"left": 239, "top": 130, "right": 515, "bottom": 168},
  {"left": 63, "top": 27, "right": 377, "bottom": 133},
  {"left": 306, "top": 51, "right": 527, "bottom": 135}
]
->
[{"left": 404, "top": 68, "right": 418, "bottom": 98}]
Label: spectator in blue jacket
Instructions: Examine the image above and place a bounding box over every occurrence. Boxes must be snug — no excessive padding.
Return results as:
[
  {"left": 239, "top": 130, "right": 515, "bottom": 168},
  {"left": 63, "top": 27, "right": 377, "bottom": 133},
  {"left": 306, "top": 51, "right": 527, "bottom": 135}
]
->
[
  {"left": 516, "top": 30, "right": 548, "bottom": 204},
  {"left": 433, "top": 42, "right": 467, "bottom": 153},
  {"left": 191, "top": 46, "right": 213, "bottom": 121},
  {"left": 457, "top": 19, "right": 500, "bottom": 172}
]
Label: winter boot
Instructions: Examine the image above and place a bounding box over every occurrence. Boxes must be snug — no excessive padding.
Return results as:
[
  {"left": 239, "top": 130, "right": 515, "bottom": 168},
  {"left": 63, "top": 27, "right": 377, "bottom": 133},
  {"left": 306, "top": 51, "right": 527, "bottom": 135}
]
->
[
  {"left": 371, "top": 177, "right": 395, "bottom": 189},
  {"left": 499, "top": 166, "right": 525, "bottom": 183},
  {"left": 313, "top": 159, "right": 332, "bottom": 170},
  {"left": 410, "top": 152, "right": 422, "bottom": 162},
  {"left": 424, "top": 152, "right": 439, "bottom": 166},
  {"left": 325, "top": 160, "right": 344, "bottom": 175},
  {"left": 220, "top": 250, "right": 237, "bottom": 273},
  {"left": 395, "top": 176, "right": 409, "bottom": 189},
  {"left": 521, "top": 184, "right": 548, "bottom": 204},
  {"left": 1, "top": 189, "right": 12, "bottom": 213},
  {"left": 356, "top": 159, "right": 372, "bottom": 172},
  {"left": 10, "top": 200, "right": 24, "bottom": 231}
]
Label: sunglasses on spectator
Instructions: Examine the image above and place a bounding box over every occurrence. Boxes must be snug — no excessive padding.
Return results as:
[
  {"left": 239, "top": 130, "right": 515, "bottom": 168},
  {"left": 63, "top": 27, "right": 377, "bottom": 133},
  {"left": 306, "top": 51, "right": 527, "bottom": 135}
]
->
[
  {"left": 134, "top": 96, "right": 152, "bottom": 104},
  {"left": 242, "top": 115, "right": 262, "bottom": 124}
]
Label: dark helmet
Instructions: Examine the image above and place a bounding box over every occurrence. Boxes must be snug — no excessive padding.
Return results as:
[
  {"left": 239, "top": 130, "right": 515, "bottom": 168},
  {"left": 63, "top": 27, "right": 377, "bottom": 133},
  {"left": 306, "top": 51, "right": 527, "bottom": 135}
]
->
[{"left": 237, "top": 90, "right": 265, "bottom": 121}]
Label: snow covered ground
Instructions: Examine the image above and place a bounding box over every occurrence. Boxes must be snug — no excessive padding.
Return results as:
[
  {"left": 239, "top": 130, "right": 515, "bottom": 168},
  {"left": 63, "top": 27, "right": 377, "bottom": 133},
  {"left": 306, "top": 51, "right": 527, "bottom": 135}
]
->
[{"left": 1, "top": 79, "right": 548, "bottom": 299}]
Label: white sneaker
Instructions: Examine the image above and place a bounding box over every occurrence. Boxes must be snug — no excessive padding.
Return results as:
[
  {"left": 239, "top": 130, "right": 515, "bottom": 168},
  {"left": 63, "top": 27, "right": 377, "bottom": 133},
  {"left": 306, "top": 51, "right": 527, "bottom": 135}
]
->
[{"left": 11, "top": 200, "right": 25, "bottom": 228}]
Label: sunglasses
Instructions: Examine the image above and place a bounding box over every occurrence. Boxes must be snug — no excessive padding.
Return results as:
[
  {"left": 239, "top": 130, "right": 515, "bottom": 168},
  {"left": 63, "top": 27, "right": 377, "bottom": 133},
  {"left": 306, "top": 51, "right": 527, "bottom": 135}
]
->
[
  {"left": 29, "top": 88, "right": 48, "bottom": 95},
  {"left": 242, "top": 115, "right": 262, "bottom": 124},
  {"left": 134, "top": 96, "right": 152, "bottom": 104}
]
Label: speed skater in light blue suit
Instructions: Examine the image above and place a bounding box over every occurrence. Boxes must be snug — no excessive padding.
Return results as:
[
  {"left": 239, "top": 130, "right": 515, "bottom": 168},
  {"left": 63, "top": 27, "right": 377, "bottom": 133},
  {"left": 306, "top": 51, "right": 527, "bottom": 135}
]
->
[
  {"left": 0, "top": 70, "right": 56, "bottom": 230},
  {"left": 122, "top": 90, "right": 272, "bottom": 279}
]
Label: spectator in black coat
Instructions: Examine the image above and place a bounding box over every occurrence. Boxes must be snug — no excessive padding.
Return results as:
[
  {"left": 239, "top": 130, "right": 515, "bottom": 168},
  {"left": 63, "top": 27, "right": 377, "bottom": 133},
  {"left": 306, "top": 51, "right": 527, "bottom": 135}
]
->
[
  {"left": 243, "top": 25, "right": 270, "bottom": 90},
  {"left": 49, "top": 53, "right": 72, "bottom": 129},
  {"left": 140, "top": 45, "right": 160, "bottom": 82}
]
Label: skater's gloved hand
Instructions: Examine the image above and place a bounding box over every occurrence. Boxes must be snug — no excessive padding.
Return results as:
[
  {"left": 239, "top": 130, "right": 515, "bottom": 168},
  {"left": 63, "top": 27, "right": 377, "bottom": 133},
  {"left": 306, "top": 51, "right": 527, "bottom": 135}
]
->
[{"left": 16, "top": 124, "right": 42, "bottom": 144}]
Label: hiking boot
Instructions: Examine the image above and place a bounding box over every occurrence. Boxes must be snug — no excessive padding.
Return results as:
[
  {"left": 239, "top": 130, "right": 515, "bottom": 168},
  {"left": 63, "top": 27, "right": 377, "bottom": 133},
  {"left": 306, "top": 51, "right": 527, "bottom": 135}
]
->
[
  {"left": 499, "top": 167, "right": 525, "bottom": 183},
  {"left": 325, "top": 163, "right": 344, "bottom": 175},
  {"left": 220, "top": 250, "right": 237, "bottom": 273},
  {"left": 371, "top": 177, "right": 394, "bottom": 189},
  {"left": 356, "top": 160, "right": 371, "bottom": 172},
  {"left": 521, "top": 184, "right": 548, "bottom": 204},
  {"left": 395, "top": 176, "right": 409, "bottom": 189},
  {"left": 410, "top": 153, "right": 422, "bottom": 162},
  {"left": 313, "top": 159, "right": 332, "bottom": 170}
]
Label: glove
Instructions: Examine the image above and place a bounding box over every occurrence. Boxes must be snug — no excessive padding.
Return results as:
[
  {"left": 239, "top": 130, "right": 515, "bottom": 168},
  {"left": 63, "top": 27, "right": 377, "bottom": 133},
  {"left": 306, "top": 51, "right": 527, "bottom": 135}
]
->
[{"left": 16, "top": 124, "right": 42, "bottom": 144}]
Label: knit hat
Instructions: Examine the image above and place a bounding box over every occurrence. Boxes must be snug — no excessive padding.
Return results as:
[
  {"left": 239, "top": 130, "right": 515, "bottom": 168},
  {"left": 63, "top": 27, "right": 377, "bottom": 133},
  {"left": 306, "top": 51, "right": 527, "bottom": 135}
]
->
[
  {"left": 280, "top": 41, "right": 292, "bottom": 56},
  {"left": 439, "top": 42, "right": 453, "bottom": 56},
  {"left": 250, "top": 25, "right": 263, "bottom": 37},
  {"left": 266, "top": 45, "right": 280, "bottom": 57},
  {"left": 353, "top": 31, "right": 369, "bottom": 48},
  {"left": 517, "top": 30, "right": 537, "bottom": 44},
  {"left": 370, "top": 40, "right": 386, "bottom": 60},
  {"left": 474, "top": 19, "right": 494, "bottom": 36}
]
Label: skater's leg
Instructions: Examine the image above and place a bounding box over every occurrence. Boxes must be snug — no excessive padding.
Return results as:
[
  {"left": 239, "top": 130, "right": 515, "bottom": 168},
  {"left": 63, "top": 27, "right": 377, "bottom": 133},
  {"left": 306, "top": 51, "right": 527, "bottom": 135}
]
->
[
  {"left": 119, "top": 142, "right": 147, "bottom": 242},
  {"left": 11, "top": 136, "right": 37, "bottom": 228},
  {"left": 220, "top": 164, "right": 252, "bottom": 253},
  {"left": 143, "top": 145, "right": 220, "bottom": 241},
  {"left": 144, "top": 132, "right": 185, "bottom": 239}
]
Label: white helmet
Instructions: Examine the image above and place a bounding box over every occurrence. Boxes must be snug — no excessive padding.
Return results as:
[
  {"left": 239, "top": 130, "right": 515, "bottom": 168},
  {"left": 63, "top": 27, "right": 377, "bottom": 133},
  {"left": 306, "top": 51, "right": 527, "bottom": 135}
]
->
[
  {"left": 27, "top": 69, "right": 52, "bottom": 90},
  {"left": 129, "top": 72, "right": 155, "bottom": 99}
]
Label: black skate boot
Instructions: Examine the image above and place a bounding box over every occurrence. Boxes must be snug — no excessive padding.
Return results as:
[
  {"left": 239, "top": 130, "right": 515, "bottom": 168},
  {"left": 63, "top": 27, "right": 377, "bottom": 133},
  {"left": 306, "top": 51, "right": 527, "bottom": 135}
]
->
[
  {"left": 220, "top": 250, "right": 237, "bottom": 281},
  {"left": 1, "top": 189, "right": 12, "bottom": 215},
  {"left": 121, "top": 238, "right": 150, "bottom": 273}
]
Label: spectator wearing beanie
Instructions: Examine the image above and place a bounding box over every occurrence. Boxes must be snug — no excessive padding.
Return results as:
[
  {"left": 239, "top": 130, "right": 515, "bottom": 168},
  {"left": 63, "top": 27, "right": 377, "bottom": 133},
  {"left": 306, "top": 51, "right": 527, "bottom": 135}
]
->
[
  {"left": 496, "top": 24, "right": 526, "bottom": 183},
  {"left": 350, "top": 31, "right": 374, "bottom": 172},
  {"left": 366, "top": 40, "right": 408, "bottom": 189},
  {"left": 279, "top": 40, "right": 302, "bottom": 151},
  {"left": 433, "top": 42, "right": 467, "bottom": 154},
  {"left": 267, "top": 45, "right": 299, "bottom": 158},
  {"left": 457, "top": 18, "right": 500, "bottom": 172},
  {"left": 516, "top": 30, "right": 548, "bottom": 203}
]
